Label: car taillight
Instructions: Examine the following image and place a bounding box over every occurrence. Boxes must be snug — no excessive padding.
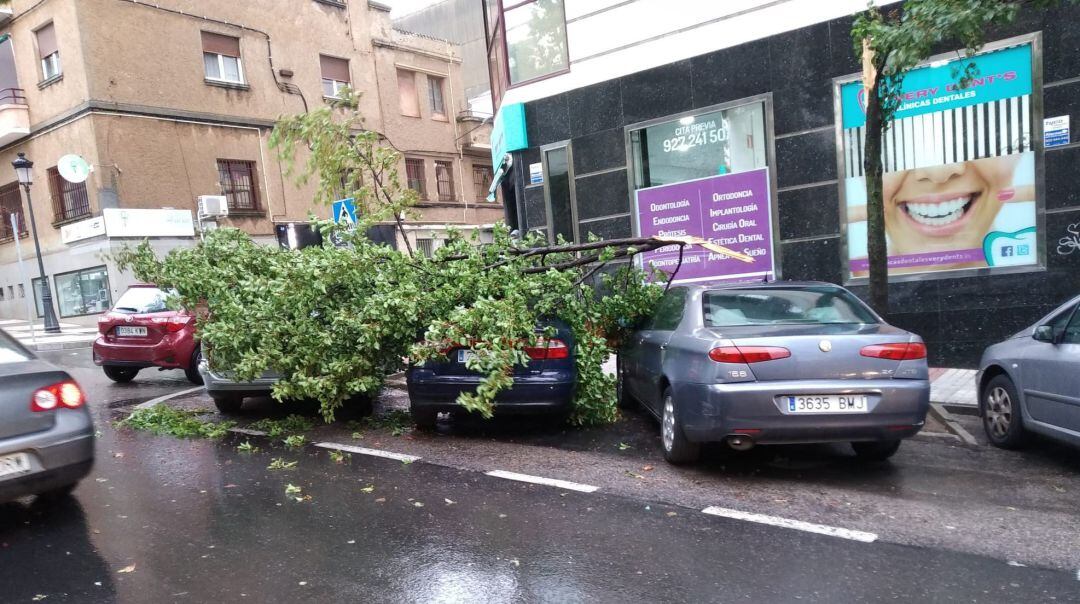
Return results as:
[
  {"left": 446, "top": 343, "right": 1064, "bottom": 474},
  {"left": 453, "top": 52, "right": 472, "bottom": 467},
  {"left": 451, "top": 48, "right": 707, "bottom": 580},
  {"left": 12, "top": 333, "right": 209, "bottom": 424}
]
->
[
  {"left": 525, "top": 338, "right": 569, "bottom": 360},
  {"left": 860, "top": 342, "right": 927, "bottom": 361},
  {"left": 152, "top": 316, "right": 191, "bottom": 333},
  {"left": 708, "top": 346, "right": 790, "bottom": 364},
  {"left": 31, "top": 381, "right": 86, "bottom": 412}
]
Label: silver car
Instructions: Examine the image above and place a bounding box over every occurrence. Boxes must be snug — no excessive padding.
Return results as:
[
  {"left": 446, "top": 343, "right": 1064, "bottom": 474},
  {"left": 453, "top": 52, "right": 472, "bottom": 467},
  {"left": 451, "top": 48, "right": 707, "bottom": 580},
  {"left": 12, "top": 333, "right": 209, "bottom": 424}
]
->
[
  {"left": 0, "top": 331, "right": 94, "bottom": 503},
  {"left": 618, "top": 282, "right": 930, "bottom": 464},
  {"left": 198, "top": 359, "right": 279, "bottom": 414},
  {"left": 977, "top": 294, "right": 1080, "bottom": 450}
]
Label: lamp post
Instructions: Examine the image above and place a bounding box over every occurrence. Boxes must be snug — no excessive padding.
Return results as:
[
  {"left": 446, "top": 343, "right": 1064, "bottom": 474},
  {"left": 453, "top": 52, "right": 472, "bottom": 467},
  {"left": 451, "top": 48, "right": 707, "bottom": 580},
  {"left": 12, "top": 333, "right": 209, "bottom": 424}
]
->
[{"left": 13, "top": 153, "right": 60, "bottom": 334}]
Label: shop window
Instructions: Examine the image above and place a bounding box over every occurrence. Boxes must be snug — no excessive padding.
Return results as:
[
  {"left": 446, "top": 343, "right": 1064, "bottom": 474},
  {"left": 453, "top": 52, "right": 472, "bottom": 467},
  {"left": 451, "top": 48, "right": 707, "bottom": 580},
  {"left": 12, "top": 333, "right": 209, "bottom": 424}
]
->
[
  {"left": 435, "top": 160, "right": 454, "bottom": 201},
  {"left": 405, "top": 158, "right": 426, "bottom": 198},
  {"left": 47, "top": 167, "right": 90, "bottom": 223},
  {"left": 216, "top": 159, "right": 260, "bottom": 212},
  {"left": 473, "top": 165, "right": 494, "bottom": 200},
  {"left": 202, "top": 31, "right": 244, "bottom": 84},
  {"left": 427, "top": 75, "right": 446, "bottom": 118},
  {"left": 35, "top": 22, "right": 61, "bottom": 82},
  {"left": 398, "top": 69, "right": 420, "bottom": 117},
  {"left": 320, "top": 54, "right": 350, "bottom": 98},
  {"left": 542, "top": 142, "right": 577, "bottom": 243},
  {"left": 629, "top": 101, "right": 767, "bottom": 190},
  {"left": 0, "top": 181, "right": 26, "bottom": 240},
  {"left": 54, "top": 266, "right": 111, "bottom": 317},
  {"left": 504, "top": 0, "right": 568, "bottom": 85},
  {"left": 31, "top": 276, "right": 49, "bottom": 318}
]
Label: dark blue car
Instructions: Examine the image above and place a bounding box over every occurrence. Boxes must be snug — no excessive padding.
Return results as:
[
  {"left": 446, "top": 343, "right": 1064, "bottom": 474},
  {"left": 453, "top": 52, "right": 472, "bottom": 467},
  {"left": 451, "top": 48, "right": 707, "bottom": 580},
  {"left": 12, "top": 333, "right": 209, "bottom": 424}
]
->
[{"left": 406, "top": 321, "right": 577, "bottom": 429}]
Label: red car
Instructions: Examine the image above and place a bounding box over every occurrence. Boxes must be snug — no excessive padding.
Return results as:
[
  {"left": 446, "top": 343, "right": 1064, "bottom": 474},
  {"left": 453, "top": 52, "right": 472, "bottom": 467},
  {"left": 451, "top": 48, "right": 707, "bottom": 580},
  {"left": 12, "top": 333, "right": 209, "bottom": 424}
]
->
[{"left": 92, "top": 284, "right": 202, "bottom": 384}]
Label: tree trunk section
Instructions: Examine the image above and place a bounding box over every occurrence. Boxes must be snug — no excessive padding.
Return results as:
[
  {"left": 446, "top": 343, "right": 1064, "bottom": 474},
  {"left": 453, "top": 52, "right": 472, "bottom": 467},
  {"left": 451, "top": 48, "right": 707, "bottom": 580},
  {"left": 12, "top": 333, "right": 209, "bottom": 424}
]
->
[{"left": 863, "top": 71, "right": 889, "bottom": 316}]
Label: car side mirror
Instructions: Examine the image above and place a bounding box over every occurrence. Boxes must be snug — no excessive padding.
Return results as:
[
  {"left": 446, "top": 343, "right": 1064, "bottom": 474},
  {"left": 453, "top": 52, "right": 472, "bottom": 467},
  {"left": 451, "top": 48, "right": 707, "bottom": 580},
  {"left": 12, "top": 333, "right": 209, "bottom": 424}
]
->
[{"left": 1033, "top": 325, "right": 1056, "bottom": 343}]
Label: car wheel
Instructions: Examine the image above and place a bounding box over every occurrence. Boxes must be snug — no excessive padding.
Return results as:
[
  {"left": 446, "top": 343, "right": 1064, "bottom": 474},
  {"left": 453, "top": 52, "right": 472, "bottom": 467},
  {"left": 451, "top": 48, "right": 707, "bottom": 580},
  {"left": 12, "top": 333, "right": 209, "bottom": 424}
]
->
[
  {"left": 616, "top": 358, "right": 635, "bottom": 410},
  {"left": 211, "top": 393, "right": 244, "bottom": 415},
  {"left": 411, "top": 406, "right": 438, "bottom": 431},
  {"left": 344, "top": 394, "right": 374, "bottom": 419},
  {"left": 185, "top": 346, "right": 204, "bottom": 385},
  {"left": 981, "top": 374, "right": 1031, "bottom": 449},
  {"left": 660, "top": 387, "right": 699, "bottom": 465},
  {"left": 851, "top": 440, "right": 902, "bottom": 461},
  {"left": 103, "top": 365, "right": 138, "bottom": 383}
]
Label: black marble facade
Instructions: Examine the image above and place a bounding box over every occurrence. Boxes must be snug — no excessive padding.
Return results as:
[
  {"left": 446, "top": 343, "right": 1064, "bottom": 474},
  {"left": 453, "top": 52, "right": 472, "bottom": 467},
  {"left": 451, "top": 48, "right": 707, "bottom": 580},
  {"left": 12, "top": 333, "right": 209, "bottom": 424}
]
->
[{"left": 506, "top": 8, "right": 1080, "bottom": 368}]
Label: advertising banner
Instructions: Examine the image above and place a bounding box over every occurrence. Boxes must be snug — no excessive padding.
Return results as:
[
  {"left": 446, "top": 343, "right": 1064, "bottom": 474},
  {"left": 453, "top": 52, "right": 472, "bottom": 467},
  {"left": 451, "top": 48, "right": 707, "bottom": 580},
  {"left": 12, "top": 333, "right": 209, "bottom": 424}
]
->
[
  {"left": 635, "top": 168, "right": 774, "bottom": 283},
  {"left": 839, "top": 42, "right": 1039, "bottom": 277}
]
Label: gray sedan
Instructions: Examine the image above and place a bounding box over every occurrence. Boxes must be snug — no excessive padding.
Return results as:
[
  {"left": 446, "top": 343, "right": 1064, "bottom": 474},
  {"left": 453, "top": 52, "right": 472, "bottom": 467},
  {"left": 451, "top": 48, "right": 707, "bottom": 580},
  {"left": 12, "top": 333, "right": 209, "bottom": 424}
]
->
[
  {"left": 618, "top": 282, "right": 930, "bottom": 464},
  {"left": 977, "top": 294, "right": 1080, "bottom": 449},
  {"left": 0, "top": 331, "right": 94, "bottom": 503}
]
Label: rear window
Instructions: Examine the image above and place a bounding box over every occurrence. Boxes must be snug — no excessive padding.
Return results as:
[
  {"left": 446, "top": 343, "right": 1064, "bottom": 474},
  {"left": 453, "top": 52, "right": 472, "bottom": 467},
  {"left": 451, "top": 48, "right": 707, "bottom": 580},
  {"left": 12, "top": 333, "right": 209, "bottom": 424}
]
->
[
  {"left": 703, "top": 287, "right": 878, "bottom": 327},
  {"left": 0, "top": 331, "right": 33, "bottom": 363},
  {"left": 112, "top": 287, "right": 175, "bottom": 314}
]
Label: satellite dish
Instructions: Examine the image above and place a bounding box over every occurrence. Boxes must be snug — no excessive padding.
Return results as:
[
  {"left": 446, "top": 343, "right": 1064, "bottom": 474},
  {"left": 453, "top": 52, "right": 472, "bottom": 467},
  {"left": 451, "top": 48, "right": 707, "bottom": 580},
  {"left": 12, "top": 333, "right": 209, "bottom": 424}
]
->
[{"left": 58, "top": 154, "right": 92, "bottom": 184}]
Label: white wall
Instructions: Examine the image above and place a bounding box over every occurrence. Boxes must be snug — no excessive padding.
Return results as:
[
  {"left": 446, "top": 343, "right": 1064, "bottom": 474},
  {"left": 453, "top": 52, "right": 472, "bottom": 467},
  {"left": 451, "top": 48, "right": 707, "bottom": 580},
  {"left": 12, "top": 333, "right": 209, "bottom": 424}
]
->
[{"left": 501, "top": 0, "right": 893, "bottom": 108}]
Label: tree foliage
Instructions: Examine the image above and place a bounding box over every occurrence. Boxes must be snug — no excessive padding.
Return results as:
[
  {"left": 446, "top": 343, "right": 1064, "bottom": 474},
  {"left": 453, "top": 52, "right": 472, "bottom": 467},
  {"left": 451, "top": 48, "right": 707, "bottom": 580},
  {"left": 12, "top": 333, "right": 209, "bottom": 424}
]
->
[{"left": 851, "top": 0, "right": 1071, "bottom": 313}]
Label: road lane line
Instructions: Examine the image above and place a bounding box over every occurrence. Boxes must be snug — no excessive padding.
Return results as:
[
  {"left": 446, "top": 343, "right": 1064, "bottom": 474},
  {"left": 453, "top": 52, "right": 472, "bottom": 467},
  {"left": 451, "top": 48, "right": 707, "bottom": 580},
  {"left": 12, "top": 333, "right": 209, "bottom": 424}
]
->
[
  {"left": 134, "top": 386, "right": 206, "bottom": 409},
  {"left": 701, "top": 506, "right": 878, "bottom": 543},
  {"left": 485, "top": 470, "right": 599, "bottom": 493},
  {"left": 314, "top": 442, "right": 420, "bottom": 463},
  {"left": 229, "top": 428, "right": 268, "bottom": 436}
]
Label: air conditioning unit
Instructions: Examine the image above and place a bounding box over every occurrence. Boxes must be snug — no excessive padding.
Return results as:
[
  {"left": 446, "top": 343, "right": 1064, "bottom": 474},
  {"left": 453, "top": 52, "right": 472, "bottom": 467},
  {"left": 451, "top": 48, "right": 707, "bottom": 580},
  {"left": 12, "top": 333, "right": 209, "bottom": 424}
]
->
[{"left": 197, "top": 195, "right": 229, "bottom": 217}]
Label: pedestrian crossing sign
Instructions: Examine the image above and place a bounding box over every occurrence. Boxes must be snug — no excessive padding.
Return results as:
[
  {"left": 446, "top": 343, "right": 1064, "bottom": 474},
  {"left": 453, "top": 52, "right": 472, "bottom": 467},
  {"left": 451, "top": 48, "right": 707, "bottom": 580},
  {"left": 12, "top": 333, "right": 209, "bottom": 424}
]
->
[{"left": 332, "top": 198, "right": 356, "bottom": 225}]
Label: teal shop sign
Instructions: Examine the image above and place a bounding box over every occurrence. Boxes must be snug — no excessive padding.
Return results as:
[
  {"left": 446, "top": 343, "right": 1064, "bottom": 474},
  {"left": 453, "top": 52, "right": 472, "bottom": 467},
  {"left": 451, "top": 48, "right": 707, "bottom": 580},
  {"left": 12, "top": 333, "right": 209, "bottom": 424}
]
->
[
  {"left": 490, "top": 103, "right": 528, "bottom": 166},
  {"left": 841, "top": 44, "right": 1032, "bottom": 130}
]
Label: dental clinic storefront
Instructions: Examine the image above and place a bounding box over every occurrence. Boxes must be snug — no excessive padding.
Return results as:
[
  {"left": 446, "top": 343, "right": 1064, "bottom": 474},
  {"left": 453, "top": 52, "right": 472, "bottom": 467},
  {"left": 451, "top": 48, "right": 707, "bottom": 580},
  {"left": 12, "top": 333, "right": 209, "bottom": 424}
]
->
[{"left": 486, "top": 1, "right": 1080, "bottom": 368}]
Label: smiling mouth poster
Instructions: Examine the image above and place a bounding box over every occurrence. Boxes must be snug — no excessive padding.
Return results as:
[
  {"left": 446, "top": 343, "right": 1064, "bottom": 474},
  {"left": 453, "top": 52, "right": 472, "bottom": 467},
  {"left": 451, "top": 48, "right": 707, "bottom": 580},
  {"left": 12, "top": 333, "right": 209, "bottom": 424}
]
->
[{"left": 840, "top": 42, "right": 1039, "bottom": 278}]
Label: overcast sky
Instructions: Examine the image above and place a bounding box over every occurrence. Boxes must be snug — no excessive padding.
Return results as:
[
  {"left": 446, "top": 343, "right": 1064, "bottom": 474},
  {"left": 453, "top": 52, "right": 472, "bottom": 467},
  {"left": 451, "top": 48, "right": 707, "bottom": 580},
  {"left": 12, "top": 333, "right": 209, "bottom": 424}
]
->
[{"left": 382, "top": 0, "right": 442, "bottom": 18}]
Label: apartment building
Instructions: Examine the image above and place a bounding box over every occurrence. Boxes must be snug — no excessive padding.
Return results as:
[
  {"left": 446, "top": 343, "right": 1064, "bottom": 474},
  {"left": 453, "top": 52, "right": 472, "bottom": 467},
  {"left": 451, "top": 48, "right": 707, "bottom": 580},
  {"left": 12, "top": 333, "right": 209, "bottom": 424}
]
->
[{"left": 0, "top": 0, "right": 502, "bottom": 324}]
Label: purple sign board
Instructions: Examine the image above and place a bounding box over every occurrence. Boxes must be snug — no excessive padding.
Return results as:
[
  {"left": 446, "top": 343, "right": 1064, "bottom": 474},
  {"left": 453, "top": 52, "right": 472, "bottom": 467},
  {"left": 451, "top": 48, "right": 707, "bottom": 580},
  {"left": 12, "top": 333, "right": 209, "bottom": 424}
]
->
[{"left": 635, "top": 168, "right": 775, "bottom": 283}]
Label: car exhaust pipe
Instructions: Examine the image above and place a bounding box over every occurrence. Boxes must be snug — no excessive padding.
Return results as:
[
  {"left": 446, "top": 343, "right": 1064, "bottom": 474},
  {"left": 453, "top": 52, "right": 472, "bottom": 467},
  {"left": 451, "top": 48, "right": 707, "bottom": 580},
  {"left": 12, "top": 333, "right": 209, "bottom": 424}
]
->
[{"left": 726, "top": 434, "right": 755, "bottom": 451}]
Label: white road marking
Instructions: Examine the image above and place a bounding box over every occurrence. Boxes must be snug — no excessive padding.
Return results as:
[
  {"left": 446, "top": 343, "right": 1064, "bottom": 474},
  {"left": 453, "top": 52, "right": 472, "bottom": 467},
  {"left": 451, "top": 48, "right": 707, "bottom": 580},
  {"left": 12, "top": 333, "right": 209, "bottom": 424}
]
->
[
  {"left": 701, "top": 506, "right": 878, "bottom": 543},
  {"left": 314, "top": 442, "right": 420, "bottom": 463},
  {"left": 485, "top": 470, "right": 599, "bottom": 493},
  {"left": 228, "top": 428, "right": 268, "bottom": 437},
  {"left": 134, "top": 386, "right": 206, "bottom": 409}
]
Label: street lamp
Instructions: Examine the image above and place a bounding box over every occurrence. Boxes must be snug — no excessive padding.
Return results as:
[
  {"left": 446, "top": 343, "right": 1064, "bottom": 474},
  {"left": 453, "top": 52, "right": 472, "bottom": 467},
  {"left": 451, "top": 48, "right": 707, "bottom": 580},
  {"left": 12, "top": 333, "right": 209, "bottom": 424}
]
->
[{"left": 13, "top": 153, "right": 60, "bottom": 334}]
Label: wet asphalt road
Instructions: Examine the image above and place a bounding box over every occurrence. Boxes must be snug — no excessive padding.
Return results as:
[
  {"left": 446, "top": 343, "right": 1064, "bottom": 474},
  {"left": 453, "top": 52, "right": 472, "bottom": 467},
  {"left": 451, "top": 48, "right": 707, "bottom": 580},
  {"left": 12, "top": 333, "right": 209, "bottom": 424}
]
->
[{"left": 2, "top": 350, "right": 1079, "bottom": 602}]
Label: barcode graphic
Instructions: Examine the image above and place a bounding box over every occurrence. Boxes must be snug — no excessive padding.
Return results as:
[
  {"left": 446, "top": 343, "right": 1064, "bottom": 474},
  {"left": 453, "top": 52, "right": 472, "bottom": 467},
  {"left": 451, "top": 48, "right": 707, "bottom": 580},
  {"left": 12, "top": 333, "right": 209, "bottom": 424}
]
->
[{"left": 844, "top": 95, "right": 1031, "bottom": 176}]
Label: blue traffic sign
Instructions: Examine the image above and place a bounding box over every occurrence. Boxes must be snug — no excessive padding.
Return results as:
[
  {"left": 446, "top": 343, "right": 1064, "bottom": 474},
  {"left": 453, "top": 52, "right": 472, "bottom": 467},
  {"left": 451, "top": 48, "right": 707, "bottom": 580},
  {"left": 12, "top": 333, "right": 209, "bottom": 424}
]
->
[{"left": 332, "top": 198, "right": 356, "bottom": 224}]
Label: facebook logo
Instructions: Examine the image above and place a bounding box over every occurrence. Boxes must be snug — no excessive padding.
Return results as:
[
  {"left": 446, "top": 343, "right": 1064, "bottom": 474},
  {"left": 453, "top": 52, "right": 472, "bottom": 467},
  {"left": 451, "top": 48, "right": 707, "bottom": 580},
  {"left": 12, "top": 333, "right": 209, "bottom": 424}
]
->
[{"left": 1000, "top": 246, "right": 1014, "bottom": 257}]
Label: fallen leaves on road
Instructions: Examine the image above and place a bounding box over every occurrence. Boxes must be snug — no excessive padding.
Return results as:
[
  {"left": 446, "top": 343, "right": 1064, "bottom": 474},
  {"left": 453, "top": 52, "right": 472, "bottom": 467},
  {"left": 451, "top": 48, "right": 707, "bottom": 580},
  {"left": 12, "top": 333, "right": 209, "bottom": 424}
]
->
[
  {"left": 617, "top": 442, "right": 632, "bottom": 451},
  {"left": 268, "top": 458, "right": 298, "bottom": 470},
  {"left": 118, "top": 565, "right": 136, "bottom": 574},
  {"left": 360, "top": 485, "right": 375, "bottom": 493},
  {"left": 444, "top": 498, "right": 455, "bottom": 505},
  {"left": 624, "top": 470, "right": 645, "bottom": 480},
  {"left": 642, "top": 465, "right": 654, "bottom": 472},
  {"left": 413, "top": 501, "right": 424, "bottom": 508}
]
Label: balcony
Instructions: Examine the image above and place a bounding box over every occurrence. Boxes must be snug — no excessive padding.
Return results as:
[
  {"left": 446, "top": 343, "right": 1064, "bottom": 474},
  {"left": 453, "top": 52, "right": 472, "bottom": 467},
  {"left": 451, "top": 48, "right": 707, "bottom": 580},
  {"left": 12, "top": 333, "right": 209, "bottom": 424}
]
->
[{"left": 0, "top": 88, "right": 28, "bottom": 147}]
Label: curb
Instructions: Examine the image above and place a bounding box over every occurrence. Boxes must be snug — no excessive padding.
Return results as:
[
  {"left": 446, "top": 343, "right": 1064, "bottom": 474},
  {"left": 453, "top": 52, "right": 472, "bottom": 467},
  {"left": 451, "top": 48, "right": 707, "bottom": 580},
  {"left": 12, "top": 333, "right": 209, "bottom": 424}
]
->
[
  {"left": 26, "top": 340, "right": 95, "bottom": 352},
  {"left": 928, "top": 403, "right": 979, "bottom": 447}
]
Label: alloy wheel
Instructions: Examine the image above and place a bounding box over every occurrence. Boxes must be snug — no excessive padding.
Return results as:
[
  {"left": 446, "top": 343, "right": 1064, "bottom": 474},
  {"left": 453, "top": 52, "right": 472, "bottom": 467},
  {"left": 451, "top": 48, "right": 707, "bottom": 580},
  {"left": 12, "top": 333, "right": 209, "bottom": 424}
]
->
[
  {"left": 662, "top": 396, "right": 675, "bottom": 451},
  {"left": 985, "top": 386, "right": 1013, "bottom": 438}
]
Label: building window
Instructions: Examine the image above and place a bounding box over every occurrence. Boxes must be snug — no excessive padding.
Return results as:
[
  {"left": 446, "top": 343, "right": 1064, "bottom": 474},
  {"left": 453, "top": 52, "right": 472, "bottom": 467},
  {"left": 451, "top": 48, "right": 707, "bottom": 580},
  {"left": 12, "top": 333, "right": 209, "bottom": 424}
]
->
[
  {"left": 427, "top": 75, "right": 446, "bottom": 118},
  {"left": 202, "top": 31, "right": 244, "bottom": 84},
  {"left": 320, "top": 54, "right": 350, "bottom": 98},
  {"left": 47, "top": 167, "right": 90, "bottom": 223},
  {"left": 18, "top": 283, "right": 24, "bottom": 298},
  {"left": 435, "top": 160, "right": 455, "bottom": 201},
  {"left": 54, "top": 266, "right": 111, "bottom": 317},
  {"left": 628, "top": 101, "right": 767, "bottom": 190},
  {"left": 31, "top": 276, "right": 49, "bottom": 318},
  {"left": 504, "top": 0, "right": 568, "bottom": 86},
  {"left": 6, "top": 286, "right": 12, "bottom": 300},
  {"left": 216, "top": 159, "right": 260, "bottom": 212},
  {"left": 0, "top": 182, "right": 26, "bottom": 240},
  {"left": 472, "top": 165, "right": 494, "bottom": 200},
  {"left": 35, "top": 22, "right": 61, "bottom": 82},
  {"left": 1, "top": 287, "right": 5, "bottom": 301},
  {"left": 542, "top": 142, "right": 577, "bottom": 243},
  {"left": 416, "top": 237, "right": 436, "bottom": 258},
  {"left": 405, "top": 158, "right": 426, "bottom": 197},
  {"left": 398, "top": 69, "right": 420, "bottom": 117}
]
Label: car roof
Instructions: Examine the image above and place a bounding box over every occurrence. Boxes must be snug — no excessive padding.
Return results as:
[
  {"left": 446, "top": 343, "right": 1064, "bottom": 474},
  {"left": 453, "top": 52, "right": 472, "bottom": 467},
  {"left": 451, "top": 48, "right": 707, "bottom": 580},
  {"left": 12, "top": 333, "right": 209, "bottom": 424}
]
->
[{"left": 677, "top": 280, "right": 842, "bottom": 291}]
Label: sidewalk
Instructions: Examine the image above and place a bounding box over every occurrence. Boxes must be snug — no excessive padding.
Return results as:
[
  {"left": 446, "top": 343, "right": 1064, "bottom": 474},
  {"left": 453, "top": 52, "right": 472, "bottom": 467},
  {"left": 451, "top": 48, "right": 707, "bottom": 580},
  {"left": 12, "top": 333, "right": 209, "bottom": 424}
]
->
[
  {"left": 929, "top": 367, "right": 978, "bottom": 410},
  {"left": 0, "top": 319, "right": 99, "bottom": 351}
]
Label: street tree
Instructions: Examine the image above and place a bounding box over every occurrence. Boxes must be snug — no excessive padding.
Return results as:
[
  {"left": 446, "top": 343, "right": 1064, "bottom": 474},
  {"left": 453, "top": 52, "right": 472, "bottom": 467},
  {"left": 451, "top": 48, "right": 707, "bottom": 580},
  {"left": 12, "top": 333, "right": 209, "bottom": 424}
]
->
[{"left": 851, "top": 0, "right": 1070, "bottom": 314}]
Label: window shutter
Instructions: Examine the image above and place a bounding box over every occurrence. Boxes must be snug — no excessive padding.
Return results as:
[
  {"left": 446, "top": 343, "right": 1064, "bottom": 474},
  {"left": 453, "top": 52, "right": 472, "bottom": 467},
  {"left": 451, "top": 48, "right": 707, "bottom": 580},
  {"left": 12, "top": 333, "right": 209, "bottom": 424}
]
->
[
  {"left": 35, "top": 23, "right": 58, "bottom": 59},
  {"left": 201, "top": 31, "right": 241, "bottom": 57},
  {"left": 320, "top": 55, "right": 350, "bottom": 83},
  {"left": 398, "top": 70, "right": 419, "bottom": 117}
]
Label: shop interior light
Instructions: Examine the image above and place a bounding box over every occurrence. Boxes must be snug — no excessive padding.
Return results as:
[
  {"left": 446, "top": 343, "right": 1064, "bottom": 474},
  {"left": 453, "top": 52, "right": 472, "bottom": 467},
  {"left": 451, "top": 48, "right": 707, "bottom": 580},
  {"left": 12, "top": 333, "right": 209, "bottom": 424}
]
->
[{"left": 679, "top": 116, "right": 695, "bottom": 125}]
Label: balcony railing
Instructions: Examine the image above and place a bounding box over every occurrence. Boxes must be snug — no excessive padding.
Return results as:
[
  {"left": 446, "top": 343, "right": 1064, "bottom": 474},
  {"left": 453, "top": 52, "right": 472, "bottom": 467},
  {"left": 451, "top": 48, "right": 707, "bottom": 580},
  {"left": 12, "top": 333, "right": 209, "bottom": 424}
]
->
[
  {"left": 0, "top": 87, "right": 29, "bottom": 147},
  {"left": 0, "top": 88, "right": 26, "bottom": 105}
]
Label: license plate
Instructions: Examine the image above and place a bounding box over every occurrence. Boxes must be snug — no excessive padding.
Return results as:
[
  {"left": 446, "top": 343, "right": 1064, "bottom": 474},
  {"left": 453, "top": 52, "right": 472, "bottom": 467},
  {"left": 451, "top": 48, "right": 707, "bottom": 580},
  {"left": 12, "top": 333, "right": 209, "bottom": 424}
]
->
[
  {"left": 0, "top": 453, "right": 31, "bottom": 480},
  {"left": 786, "top": 395, "right": 869, "bottom": 414},
  {"left": 457, "top": 349, "right": 477, "bottom": 364},
  {"left": 116, "top": 326, "right": 147, "bottom": 337}
]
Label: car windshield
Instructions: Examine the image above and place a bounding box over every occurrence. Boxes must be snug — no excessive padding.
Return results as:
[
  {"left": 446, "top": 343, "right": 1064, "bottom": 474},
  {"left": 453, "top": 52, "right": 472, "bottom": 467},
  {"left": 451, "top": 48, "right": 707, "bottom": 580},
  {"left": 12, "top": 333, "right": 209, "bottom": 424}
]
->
[
  {"left": 703, "top": 287, "right": 878, "bottom": 326},
  {"left": 112, "top": 287, "right": 176, "bottom": 314},
  {"left": 0, "top": 331, "right": 33, "bottom": 363}
]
